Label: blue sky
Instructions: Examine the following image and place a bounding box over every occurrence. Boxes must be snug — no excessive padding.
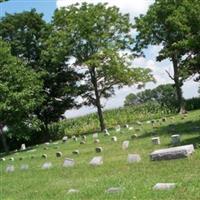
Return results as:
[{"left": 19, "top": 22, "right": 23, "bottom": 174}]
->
[{"left": 1, "top": 0, "right": 199, "bottom": 117}]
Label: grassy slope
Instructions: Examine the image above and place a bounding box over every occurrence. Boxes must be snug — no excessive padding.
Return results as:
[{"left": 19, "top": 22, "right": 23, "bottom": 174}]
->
[{"left": 1, "top": 110, "right": 200, "bottom": 200}]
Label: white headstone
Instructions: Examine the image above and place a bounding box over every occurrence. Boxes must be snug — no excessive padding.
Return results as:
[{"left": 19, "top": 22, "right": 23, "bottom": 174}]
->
[
  {"left": 127, "top": 154, "right": 141, "bottom": 163},
  {"left": 62, "top": 136, "right": 68, "bottom": 142},
  {"left": 153, "top": 183, "right": 176, "bottom": 190},
  {"left": 115, "top": 125, "right": 121, "bottom": 132},
  {"left": 42, "top": 162, "right": 52, "bottom": 169},
  {"left": 106, "top": 187, "right": 122, "bottom": 193},
  {"left": 125, "top": 124, "right": 129, "bottom": 128},
  {"left": 9, "top": 157, "right": 14, "bottom": 161},
  {"left": 171, "top": 134, "right": 180, "bottom": 146},
  {"left": 92, "top": 133, "right": 98, "bottom": 139},
  {"left": 122, "top": 141, "right": 129, "bottom": 150},
  {"left": 111, "top": 136, "right": 117, "bottom": 142},
  {"left": 94, "top": 139, "right": 100, "bottom": 143},
  {"left": 95, "top": 147, "right": 103, "bottom": 153},
  {"left": 63, "top": 158, "right": 75, "bottom": 167},
  {"left": 152, "top": 137, "right": 160, "bottom": 145},
  {"left": 72, "top": 150, "right": 79, "bottom": 155},
  {"left": 0, "top": 158, "right": 6, "bottom": 161},
  {"left": 89, "top": 156, "right": 103, "bottom": 166},
  {"left": 56, "top": 151, "right": 63, "bottom": 157},
  {"left": 6, "top": 165, "right": 15, "bottom": 173},
  {"left": 21, "top": 144, "right": 26, "bottom": 151},
  {"left": 104, "top": 129, "right": 110, "bottom": 136},
  {"left": 128, "top": 127, "right": 133, "bottom": 130},
  {"left": 68, "top": 189, "right": 79, "bottom": 194},
  {"left": 20, "top": 164, "right": 29, "bottom": 171}
]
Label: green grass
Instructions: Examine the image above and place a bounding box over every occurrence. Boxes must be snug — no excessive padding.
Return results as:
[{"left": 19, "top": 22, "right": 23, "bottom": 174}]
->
[{"left": 1, "top": 110, "right": 200, "bottom": 200}]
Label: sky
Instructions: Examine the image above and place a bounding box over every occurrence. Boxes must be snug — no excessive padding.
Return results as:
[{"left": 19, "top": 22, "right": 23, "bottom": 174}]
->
[{"left": 0, "top": 0, "right": 199, "bottom": 118}]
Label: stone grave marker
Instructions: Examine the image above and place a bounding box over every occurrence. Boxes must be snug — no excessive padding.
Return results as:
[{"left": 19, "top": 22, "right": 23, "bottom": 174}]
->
[
  {"left": 63, "top": 158, "right": 75, "bottom": 167},
  {"left": 106, "top": 187, "right": 122, "bottom": 193},
  {"left": 62, "top": 136, "right": 68, "bottom": 143},
  {"left": 111, "top": 136, "right": 117, "bottom": 142},
  {"left": 122, "top": 141, "right": 129, "bottom": 150},
  {"left": 89, "top": 156, "right": 103, "bottom": 166},
  {"left": 20, "top": 164, "right": 29, "bottom": 171},
  {"left": 56, "top": 151, "right": 62, "bottom": 158},
  {"left": 153, "top": 183, "right": 176, "bottom": 190},
  {"left": 93, "top": 133, "right": 98, "bottom": 139},
  {"left": 95, "top": 147, "right": 103, "bottom": 153},
  {"left": 171, "top": 134, "right": 181, "bottom": 146},
  {"left": 72, "top": 150, "right": 79, "bottom": 155},
  {"left": 152, "top": 137, "right": 160, "bottom": 145},
  {"left": 21, "top": 144, "right": 26, "bottom": 151},
  {"left": 127, "top": 154, "right": 141, "bottom": 163},
  {"left": 42, "top": 162, "right": 52, "bottom": 169},
  {"left": 68, "top": 189, "right": 79, "bottom": 194},
  {"left": 6, "top": 165, "right": 15, "bottom": 173}
]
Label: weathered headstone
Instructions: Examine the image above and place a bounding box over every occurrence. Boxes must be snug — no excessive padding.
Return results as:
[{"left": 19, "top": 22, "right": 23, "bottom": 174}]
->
[
  {"left": 63, "top": 158, "right": 75, "bottom": 167},
  {"left": 171, "top": 134, "right": 181, "bottom": 146},
  {"left": 45, "top": 142, "right": 50, "bottom": 146},
  {"left": 122, "top": 141, "right": 129, "bottom": 150},
  {"left": 131, "top": 134, "right": 138, "bottom": 139},
  {"left": 6, "top": 165, "right": 15, "bottom": 173},
  {"left": 82, "top": 135, "right": 87, "bottom": 141},
  {"left": 104, "top": 129, "right": 110, "bottom": 136},
  {"left": 111, "top": 136, "right": 117, "bottom": 142},
  {"left": 93, "top": 133, "right": 98, "bottom": 139},
  {"left": 42, "top": 162, "right": 52, "bottom": 169},
  {"left": 72, "top": 150, "right": 79, "bottom": 155},
  {"left": 42, "top": 154, "right": 47, "bottom": 159},
  {"left": 21, "top": 144, "right": 26, "bottom": 151},
  {"left": 56, "top": 151, "right": 62, "bottom": 158},
  {"left": 150, "top": 144, "right": 194, "bottom": 161},
  {"left": 20, "top": 164, "right": 29, "bottom": 171},
  {"left": 0, "top": 158, "right": 6, "bottom": 161},
  {"left": 127, "top": 154, "right": 141, "bottom": 163},
  {"left": 89, "top": 156, "right": 103, "bottom": 166},
  {"left": 128, "top": 127, "right": 133, "bottom": 130},
  {"left": 62, "top": 136, "right": 68, "bottom": 143},
  {"left": 106, "top": 187, "right": 122, "bottom": 193},
  {"left": 9, "top": 157, "right": 14, "bottom": 161},
  {"left": 72, "top": 136, "right": 78, "bottom": 141},
  {"left": 153, "top": 183, "right": 176, "bottom": 190},
  {"left": 68, "top": 189, "right": 79, "bottom": 194},
  {"left": 80, "top": 141, "right": 86, "bottom": 145},
  {"left": 152, "top": 137, "right": 160, "bottom": 145},
  {"left": 94, "top": 139, "right": 100, "bottom": 144},
  {"left": 95, "top": 147, "right": 103, "bottom": 153},
  {"left": 115, "top": 125, "right": 121, "bottom": 132},
  {"left": 125, "top": 124, "right": 129, "bottom": 128}
]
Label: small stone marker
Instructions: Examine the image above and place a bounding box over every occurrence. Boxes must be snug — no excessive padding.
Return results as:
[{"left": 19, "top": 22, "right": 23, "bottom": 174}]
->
[
  {"left": 63, "top": 158, "right": 75, "bottom": 167},
  {"left": 42, "top": 154, "right": 47, "bottom": 159},
  {"left": 104, "top": 129, "right": 110, "bottom": 136},
  {"left": 131, "top": 134, "right": 138, "bottom": 139},
  {"left": 150, "top": 144, "right": 194, "bottom": 161},
  {"left": 122, "top": 141, "right": 129, "bottom": 150},
  {"left": 72, "top": 136, "right": 78, "bottom": 141},
  {"left": 93, "top": 133, "right": 98, "bottom": 139},
  {"left": 62, "top": 136, "right": 68, "bottom": 143},
  {"left": 171, "top": 134, "right": 181, "bottom": 146},
  {"left": 27, "top": 149, "right": 36, "bottom": 153},
  {"left": 128, "top": 127, "right": 133, "bottom": 130},
  {"left": 94, "top": 139, "right": 100, "bottom": 143},
  {"left": 68, "top": 189, "right": 79, "bottom": 194},
  {"left": 106, "top": 187, "right": 122, "bottom": 193},
  {"left": 152, "top": 137, "right": 160, "bottom": 145},
  {"left": 42, "top": 162, "right": 52, "bottom": 169},
  {"left": 111, "top": 136, "right": 117, "bottom": 142},
  {"left": 45, "top": 142, "right": 50, "bottom": 146},
  {"left": 95, "top": 147, "right": 103, "bottom": 153},
  {"left": 56, "top": 151, "right": 62, "bottom": 158},
  {"left": 127, "top": 154, "right": 141, "bottom": 163},
  {"left": 20, "top": 164, "right": 29, "bottom": 171},
  {"left": 72, "top": 150, "right": 79, "bottom": 155},
  {"left": 9, "top": 157, "right": 14, "bottom": 161},
  {"left": 6, "top": 165, "right": 15, "bottom": 173},
  {"left": 153, "top": 183, "right": 176, "bottom": 190},
  {"left": 125, "top": 124, "right": 129, "bottom": 128},
  {"left": 136, "top": 121, "right": 142, "bottom": 126},
  {"left": 21, "top": 144, "right": 26, "bottom": 151},
  {"left": 82, "top": 135, "right": 87, "bottom": 141},
  {"left": 89, "top": 156, "right": 103, "bottom": 166},
  {"left": 0, "top": 158, "right": 6, "bottom": 161},
  {"left": 80, "top": 141, "right": 86, "bottom": 144},
  {"left": 115, "top": 125, "right": 121, "bottom": 132}
]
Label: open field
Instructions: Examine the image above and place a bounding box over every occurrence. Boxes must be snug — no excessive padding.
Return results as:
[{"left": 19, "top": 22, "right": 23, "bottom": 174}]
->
[{"left": 1, "top": 110, "right": 200, "bottom": 200}]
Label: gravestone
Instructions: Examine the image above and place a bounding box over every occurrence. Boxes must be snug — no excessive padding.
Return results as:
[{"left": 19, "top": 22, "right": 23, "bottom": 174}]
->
[
  {"left": 152, "top": 137, "right": 160, "bottom": 145},
  {"left": 72, "top": 136, "right": 78, "bottom": 141},
  {"left": 6, "top": 165, "right": 15, "bottom": 173},
  {"left": 128, "top": 127, "right": 133, "bottom": 130},
  {"left": 122, "top": 141, "right": 129, "bottom": 150},
  {"left": 80, "top": 141, "right": 86, "bottom": 145},
  {"left": 125, "top": 124, "right": 129, "bottom": 128},
  {"left": 171, "top": 134, "right": 181, "bottom": 146},
  {"left": 150, "top": 144, "right": 194, "bottom": 161},
  {"left": 153, "top": 183, "right": 176, "bottom": 190},
  {"left": 82, "top": 135, "right": 87, "bottom": 141},
  {"left": 45, "top": 142, "right": 50, "bottom": 146},
  {"left": 9, "top": 157, "right": 14, "bottom": 161},
  {"left": 89, "top": 156, "right": 103, "bottom": 166},
  {"left": 94, "top": 139, "right": 100, "bottom": 144},
  {"left": 93, "top": 133, "right": 98, "bottom": 139},
  {"left": 0, "top": 158, "right": 6, "bottom": 161},
  {"left": 68, "top": 189, "right": 79, "bottom": 194},
  {"left": 21, "top": 144, "right": 26, "bottom": 151},
  {"left": 56, "top": 151, "right": 62, "bottom": 158},
  {"left": 115, "top": 125, "right": 121, "bottom": 132},
  {"left": 42, "top": 162, "right": 52, "bottom": 169},
  {"left": 20, "top": 164, "right": 29, "bottom": 171},
  {"left": 106, "top": 187, "right": 122, "bottom": 193},
  {"left": 111, "top": 136, "right": 117, "bottom": 142},
  {"left": 62, "top": 136, "right": 68, "bottom": 143},
  {"left": 72, "top": 150, "right": 79, "bottom": 155},
  {"left": 63, "top": 158, "right": 75, "bottom": 167},
  {"left": 131, "top": 134, "right": 138, "bottom": 139},
  {"left": 127, "top": 154, "right": 141, "bottom": 163},
  {"left": 104, "top": 129, "right": 110, "bottom": 136},
  {"left": 27, "top": 149, "right": 36, "bottom": 153},
  {"left": 95, "top": 147, "right": 103, "bottom": 153},
  {"left": 42, "top": 154, "right": 47, "bottom": 159}
]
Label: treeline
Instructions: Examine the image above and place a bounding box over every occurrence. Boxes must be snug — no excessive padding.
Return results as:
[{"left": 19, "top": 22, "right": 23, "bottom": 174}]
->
[{"left": 0, "top": 1, "right": 200, "bottom": 153}]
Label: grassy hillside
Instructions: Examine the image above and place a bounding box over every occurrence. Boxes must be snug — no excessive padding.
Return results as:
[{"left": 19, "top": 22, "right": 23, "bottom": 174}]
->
[{"left": 1, "top": 110, "right": 200, "bottom": 200}]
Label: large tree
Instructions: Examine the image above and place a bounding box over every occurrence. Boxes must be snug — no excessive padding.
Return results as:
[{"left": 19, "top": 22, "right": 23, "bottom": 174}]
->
[
  {"left": 0, "top": 10, "right": 83, "bottom": 140},
  {"left": 0, "top": 39, "right": 43, "bottom": 153},
  {"left": 51, "top": 3, "right": 154, "bottom": 131},
  {"left": 134, "top": 0, "right": 192, "bottom": 113}
]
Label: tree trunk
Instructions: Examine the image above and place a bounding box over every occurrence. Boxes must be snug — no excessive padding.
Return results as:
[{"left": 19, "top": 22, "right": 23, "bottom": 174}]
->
[
  {"left": 90, "top": 68, "right": 106, "bottom": 131},
  {"left": 0, "top": 123, "right": 9, "bottom": 154},
  {"left": 172, "top": 57, "right": 186, "bottom": 114}
]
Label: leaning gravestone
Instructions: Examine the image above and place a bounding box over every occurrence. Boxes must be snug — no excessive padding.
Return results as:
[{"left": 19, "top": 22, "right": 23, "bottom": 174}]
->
[
  {"left": 152, "top": 137, "right": 160, "bottom": 145},
  {"left": 21, "top": 144, "right": 26, "bottom": 151},
  {"left": 127, "top": 154, "right": 141, "bottom": 163},
  {"left": 42, "top": 162, "right": 52, "bottom": 170},
  {"left": 89, "top": 156, "right": 103, "bottom": 166},
  {"left": 150, "top": 144, "right": 194, "bottom": 161},
  {"left": 171, "top": 134, "right": 181, "bottom": 146},
  {"left": 122, "top": 141, "right": 129, "bottom": 150},
  {"left": 63, "top": 158, "right": 75, "bottom": 168},
  {"left": 20, "top": 164, "right": 29, "bottom": 171},
  {"left": 106, "top": 187, "right": 122, "bottom": 193},
  {"left": 6, "top": 165, "right": 15, "bottom": 173},
  {"left": 153, "top": 183, "right": 176, "bottom": 190}
]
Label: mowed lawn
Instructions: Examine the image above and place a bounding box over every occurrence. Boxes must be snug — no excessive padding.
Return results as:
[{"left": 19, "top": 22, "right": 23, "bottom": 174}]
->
[{"left": 1, "top": 110, "right": 200, "bottom": 200}]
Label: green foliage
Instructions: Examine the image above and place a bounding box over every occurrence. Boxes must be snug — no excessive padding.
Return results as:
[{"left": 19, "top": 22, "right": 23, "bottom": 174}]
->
[
  {"left": 185, "top": 97, "right": 200, "bottom": 111},
  {"left": 0, "top": 39, "right": 43, "bottom": 138},
  {"left": 124, "top": 84, "right": 178, "bottom": 110}
]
